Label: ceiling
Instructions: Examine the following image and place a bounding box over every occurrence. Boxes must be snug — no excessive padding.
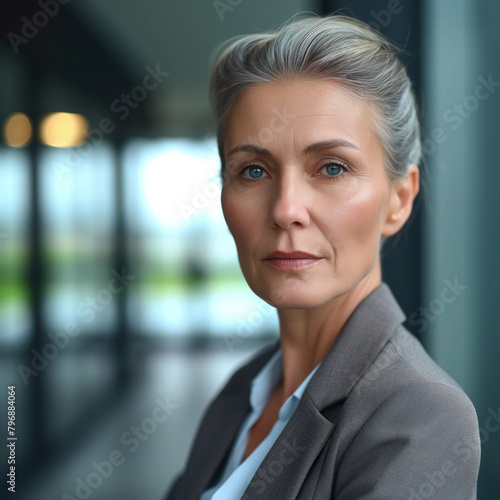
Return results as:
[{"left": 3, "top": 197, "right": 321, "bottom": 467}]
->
[{"left": 71, "top": 0, "right": 319, "bottom": 137}]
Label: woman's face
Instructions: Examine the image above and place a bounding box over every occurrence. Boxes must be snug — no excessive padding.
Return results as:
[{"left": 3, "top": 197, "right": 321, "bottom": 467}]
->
[{"left": 221, "top": 79, "right": 407, "bottom": 308}]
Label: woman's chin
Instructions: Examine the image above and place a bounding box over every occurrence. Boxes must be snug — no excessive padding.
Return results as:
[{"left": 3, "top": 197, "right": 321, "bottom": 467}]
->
[
  {"left": 244, "top": 271, "right": 346, "bottom": 310},
  {"left": 261, "top": 287, "right": 333, "bottom": 310}
]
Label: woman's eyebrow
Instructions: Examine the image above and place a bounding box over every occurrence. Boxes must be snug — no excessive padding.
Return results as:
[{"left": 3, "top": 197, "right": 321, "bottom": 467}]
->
[
  {"left": 227, "top": 144, "right": 271, "bottom": 157},
  {"left": 303, "top": 139, "right": 360, "bottom": 154},
  {"left": 226, "top": 139, "right": 360, "bottom": 158}
]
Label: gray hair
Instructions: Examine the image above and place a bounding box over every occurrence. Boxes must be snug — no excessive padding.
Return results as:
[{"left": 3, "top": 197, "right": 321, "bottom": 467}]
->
[{"left": 209, "top": 14, "right": 421, "bottom": 181}]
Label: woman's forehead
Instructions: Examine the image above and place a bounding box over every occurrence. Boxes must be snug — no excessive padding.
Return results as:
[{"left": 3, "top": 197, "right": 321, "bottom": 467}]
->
[{"left": 224, "top": 80, "right": 381, "bottom": 159}]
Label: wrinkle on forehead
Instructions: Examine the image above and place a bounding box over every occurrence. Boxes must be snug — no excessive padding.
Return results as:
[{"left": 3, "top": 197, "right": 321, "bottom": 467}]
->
[{"left": 224, "top": 79, "right": 384, "bottom": 167}]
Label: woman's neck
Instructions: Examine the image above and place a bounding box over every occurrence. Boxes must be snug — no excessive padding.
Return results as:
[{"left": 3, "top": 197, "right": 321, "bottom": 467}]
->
[{"left": 276, "top": 265, "right": 382, "bottom": 403}]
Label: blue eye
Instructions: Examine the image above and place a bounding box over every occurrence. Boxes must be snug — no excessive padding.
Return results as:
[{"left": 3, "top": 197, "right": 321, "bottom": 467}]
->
[
  {"left": 243, "top": 166, "right": 265, "bottom": 179},
  {"left": 324, "top": 164, "right": 342, "bottom": 176}
]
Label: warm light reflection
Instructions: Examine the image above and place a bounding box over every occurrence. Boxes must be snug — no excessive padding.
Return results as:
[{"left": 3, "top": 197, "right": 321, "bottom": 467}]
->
[
  {"left": 3, "top": 113, "right": 33, "bottom": 148},
  {"left": 39, "top": 112, "right": 89, "bottom": 148}
]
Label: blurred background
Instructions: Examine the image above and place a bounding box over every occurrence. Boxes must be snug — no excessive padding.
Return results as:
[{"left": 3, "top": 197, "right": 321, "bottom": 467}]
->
[{"left": 0, "top": 0, "right": 498, "bottom": 498}]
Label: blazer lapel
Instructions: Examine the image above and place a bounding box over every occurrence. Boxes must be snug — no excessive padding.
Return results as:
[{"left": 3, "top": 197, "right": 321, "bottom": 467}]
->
[
  {"left": 172, "top": 341, "right": 280, "bottom": 498},
  {"left": 192, "top": 390, "right": 251, "bottom": 495},
  {"left": 242, "top": 393, "right": 336, "bottom": 499},
  {"left": 307, "top": 282, "right": 406, "bottom": 410},
  {"left": 242, "top": 282, "right": 406, "bottom": 499}
]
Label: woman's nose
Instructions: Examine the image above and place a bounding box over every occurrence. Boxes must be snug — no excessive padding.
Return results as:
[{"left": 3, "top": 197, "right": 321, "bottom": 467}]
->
[{"left": 269, "top": 175, "right": 311, "bottom": 230}]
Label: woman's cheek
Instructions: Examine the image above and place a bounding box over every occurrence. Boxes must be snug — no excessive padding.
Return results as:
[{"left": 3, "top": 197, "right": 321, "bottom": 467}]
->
[
  {"left": 335, "top": 185, "right": 387, "bottom": 241},
  {"left": 221, "top": 189, "right": 253, "bottom": 240}
]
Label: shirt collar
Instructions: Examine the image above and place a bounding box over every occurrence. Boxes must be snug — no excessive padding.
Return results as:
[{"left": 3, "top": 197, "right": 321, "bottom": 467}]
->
[
  {"left": 249, "top": 348, "right": 282, "bottom": 414},
  {"left": 249, "top": 347, "right": 321, "bottom": 421}
]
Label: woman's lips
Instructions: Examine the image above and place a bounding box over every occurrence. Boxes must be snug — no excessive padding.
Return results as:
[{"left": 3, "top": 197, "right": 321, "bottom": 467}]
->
[{"left": 263, "top": 251, "right": 324, "bottom": 271}]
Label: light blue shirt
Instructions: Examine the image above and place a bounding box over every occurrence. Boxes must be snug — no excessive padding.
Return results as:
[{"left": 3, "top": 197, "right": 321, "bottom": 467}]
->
[{"left": 200, "top": 348, "right": 321, "bottom": 500}]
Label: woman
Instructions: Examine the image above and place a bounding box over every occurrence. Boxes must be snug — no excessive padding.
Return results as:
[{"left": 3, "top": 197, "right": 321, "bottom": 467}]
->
[{"left": 165, "top": 15, "right": 480, "bottom": 499}]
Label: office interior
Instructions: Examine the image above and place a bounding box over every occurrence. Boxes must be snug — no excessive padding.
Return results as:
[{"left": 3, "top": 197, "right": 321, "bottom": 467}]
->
[{"left": 0, "top": 0, "right": 499, "bottom": 498}]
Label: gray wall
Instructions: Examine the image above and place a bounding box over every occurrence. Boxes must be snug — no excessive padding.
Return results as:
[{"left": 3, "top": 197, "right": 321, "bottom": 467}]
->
[{"left": 422, "top": 0, "right": 500, "bottom": 496}]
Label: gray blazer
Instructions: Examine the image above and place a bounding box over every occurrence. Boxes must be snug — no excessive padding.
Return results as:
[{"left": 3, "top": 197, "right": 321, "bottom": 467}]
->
[{"left": 165, "top": 283, "right": 480, "bottom": 499}]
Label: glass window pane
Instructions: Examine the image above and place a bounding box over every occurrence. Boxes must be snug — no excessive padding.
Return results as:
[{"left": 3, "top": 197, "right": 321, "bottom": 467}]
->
[
  {"left": 0, "top": 147, "right": 31, "bottom": 345},
  {"left": 124, "top": 138, "right": 279, "bottom": 339},
  {"left": 40, "top": 143, "right": 116, "bottom": 335}
]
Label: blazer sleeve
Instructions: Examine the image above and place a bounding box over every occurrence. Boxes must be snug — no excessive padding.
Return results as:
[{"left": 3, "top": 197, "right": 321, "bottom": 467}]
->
[{"left": 334, "top": 382, "right": 481, "bottom": 500}]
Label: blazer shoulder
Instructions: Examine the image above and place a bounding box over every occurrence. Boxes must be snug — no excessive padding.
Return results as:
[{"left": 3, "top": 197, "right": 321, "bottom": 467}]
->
[
  {"left": 335, "top": 379, "right": 481, "bottom": 500},
  {"left": 388, "top": 325, "right": 467, "bottom": 391},
  {"left": 349, "top": 324, "right": 479, "bottom": 435},
  {"left": 334, "top": 329, "right": 480, "bottom": 499}
]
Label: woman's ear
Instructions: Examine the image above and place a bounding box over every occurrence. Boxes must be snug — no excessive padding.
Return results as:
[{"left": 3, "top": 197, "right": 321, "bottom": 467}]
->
[{"left": 382, "top": 163, "right": 420, "bottom": 237}]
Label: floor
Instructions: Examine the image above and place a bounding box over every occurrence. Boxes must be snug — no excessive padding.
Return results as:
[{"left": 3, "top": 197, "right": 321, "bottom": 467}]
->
[{"left": 12, "top": 342, "right": 271, "bottom": 500}]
